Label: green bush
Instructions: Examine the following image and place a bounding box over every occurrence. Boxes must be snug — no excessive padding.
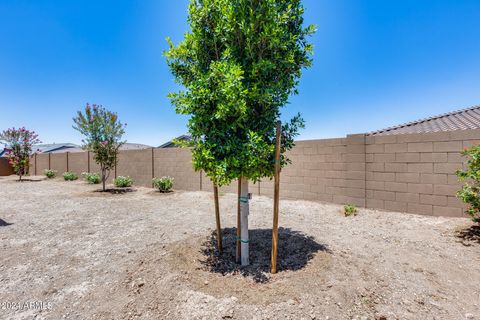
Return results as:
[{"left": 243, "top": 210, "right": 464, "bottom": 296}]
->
[
  {"left": 152, "top": 176, "right": 174, "bottom": 192},
  {"left": 113, "top": 176, "right": 133, "bottom": 188},
  {"left": 44, "top": 169, "right": 57, "bottom": 179},
  {"left": 456, "top": 145, "right": 480, "bottom": 223},
  {"left": 63, "top": 171, "right": 78, "bottom": 181},
  {"left": 81, "top": 172, "right": 101, "bottom": 184},
  {"left": 344, "top": 204, "right": 357, "bottom": 217}
]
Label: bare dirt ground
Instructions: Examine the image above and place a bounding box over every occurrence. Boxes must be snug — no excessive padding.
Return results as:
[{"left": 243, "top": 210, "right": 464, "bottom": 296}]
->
[{"left": 0, "top": 176, "right": 479, "bottom": 320}]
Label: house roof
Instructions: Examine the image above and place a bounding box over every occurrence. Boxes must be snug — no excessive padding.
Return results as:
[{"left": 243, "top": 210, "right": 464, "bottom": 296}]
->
[
  {"left": 159, "top": 135, "right": 191, "bottom": 148},
  {"left": 369, "top": 105, "right": 480, "bottom": 136},
  {"left": 120, "top": 143, "right": 153, "bottom": 150},
  {"left": 34, "top": 143, "right": 81, "bottom": 153}
]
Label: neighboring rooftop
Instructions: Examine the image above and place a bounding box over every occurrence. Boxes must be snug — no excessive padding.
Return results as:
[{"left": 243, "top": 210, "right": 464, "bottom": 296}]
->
[
  {"left": 159, "top": 135, "right": 191, "bottom": 148},
  {"left": 120, "top": 143, "right": 152, "bottom": 150},
  {"left": 34, "top": 143, "right": 82, "bottom": 153},
  {"left": 369, "top": 105, "right": 480, "bottom": 136}
]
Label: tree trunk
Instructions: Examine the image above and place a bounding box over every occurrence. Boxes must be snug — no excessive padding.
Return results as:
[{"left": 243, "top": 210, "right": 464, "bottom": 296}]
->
[
  {"left": 102, "top": 168, "right": 106, "bottom": 191},
  {"left": 240, "top": 177, "right": 249, "bottom": 266}
]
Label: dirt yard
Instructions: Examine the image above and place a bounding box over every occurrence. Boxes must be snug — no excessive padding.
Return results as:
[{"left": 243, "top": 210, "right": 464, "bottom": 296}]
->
[{"left": 0, "top": 176, "right": 479, "bottom": 320}]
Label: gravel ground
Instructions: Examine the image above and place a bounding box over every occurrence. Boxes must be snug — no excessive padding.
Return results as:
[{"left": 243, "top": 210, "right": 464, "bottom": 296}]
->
[{"left": 0, "top": 176, "right": 479, "bottom": 320}]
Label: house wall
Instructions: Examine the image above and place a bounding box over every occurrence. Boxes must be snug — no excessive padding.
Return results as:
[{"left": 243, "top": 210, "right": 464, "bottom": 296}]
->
[{"left": 29, "top": 129, "right": 480, "bottom": 218}]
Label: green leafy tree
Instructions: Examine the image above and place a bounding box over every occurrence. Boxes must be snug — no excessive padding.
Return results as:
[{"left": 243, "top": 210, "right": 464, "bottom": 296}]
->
[
  {"left": 0, "top": 127, "right": 41, "bottom": 181},
  {"left": 165, "top": 0, "right": 314, "bottom": 265},
  {"left": 73, "top": 104, "right": 126, "bottom": 191},
  {"left": 456, "top": 145, "right": 480, "bottom": 223}
]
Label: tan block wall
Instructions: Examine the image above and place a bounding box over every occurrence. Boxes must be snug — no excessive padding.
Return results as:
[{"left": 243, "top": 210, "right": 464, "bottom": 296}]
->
[
  {"left": 50, "top": 153, "right": 68, "bottom": 174},
  {"left": 153, "top": 148, "right": 200, "bottom": 191},
  {"left": 35, "top": 154, "right": 50, "bottom": 174},
  {"left": 0, "top": 158, "right": 14, "bottom": 176},
  {"left": 364, "top": 130, "right": 479, "bottom": 217},
  {"left": 25, "top": 129, "right": 478, "bottom": 218},
  {"left": 117, "top": 149, "right": 153, "bottom": 187},
  {"left": 68, "top": 152, "right": 88, "bottom": 175}
]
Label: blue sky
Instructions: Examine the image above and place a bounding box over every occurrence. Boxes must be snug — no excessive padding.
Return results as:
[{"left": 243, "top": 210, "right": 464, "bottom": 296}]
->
[{"left": 0, "top": 0, "right": 479, "bottom": 146}]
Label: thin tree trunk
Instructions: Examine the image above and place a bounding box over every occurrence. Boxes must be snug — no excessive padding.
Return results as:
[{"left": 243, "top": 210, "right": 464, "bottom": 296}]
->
[
  {"left": 213, "top": 184, "right": 222, "bottom": 253},
  {"left": 102, "top": 167, "right": 106, "bottom": 191},
  {"left": 240, "top": 177, "right": 249, "bottom": 266}
]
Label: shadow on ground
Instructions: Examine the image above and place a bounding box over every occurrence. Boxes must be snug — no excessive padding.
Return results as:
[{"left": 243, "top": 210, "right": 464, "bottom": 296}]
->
[
  {"left": 200, "top": 227, "right": 330, "bottom": 283},
  {"left": 456, "top": 225, "right": 480, "bottom": 245},
  {"left": 93, "top": 188, "right": 136, "bottom": 194},
  {"left": 0, "top": 219, "right": 13, "bottom": 227}
]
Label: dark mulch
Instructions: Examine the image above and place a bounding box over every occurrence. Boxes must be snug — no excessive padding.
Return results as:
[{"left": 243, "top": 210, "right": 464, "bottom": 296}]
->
[
  {"left": 456, "top": 224, "right": 480, "bottom": 245},
  {"left": 200, "top": 227, "right": 330, "bottom": 283},
  {"left": 93, "top": 188, "right": 136, "bottom": 194}
]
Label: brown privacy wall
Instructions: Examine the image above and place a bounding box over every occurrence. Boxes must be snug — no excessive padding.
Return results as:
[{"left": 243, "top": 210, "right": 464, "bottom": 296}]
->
[
  {"left": 0, "top": 158, "right": 14, "bottom": 176},
  {"left": 29, "top": 129, "right": 480, "bottom": 218}
]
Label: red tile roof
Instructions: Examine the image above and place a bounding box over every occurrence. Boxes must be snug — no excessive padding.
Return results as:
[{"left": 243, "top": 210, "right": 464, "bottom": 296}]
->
[{"left": 369, "top": 105, "right": 480, "bottom": 136}]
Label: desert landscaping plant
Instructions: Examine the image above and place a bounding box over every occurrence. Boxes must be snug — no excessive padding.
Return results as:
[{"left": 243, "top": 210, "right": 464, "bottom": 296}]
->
[
  {"left": 44, "top": 169, "right": 57, "bottom": 179},
  {"left": 165, "top": 0, "right": 314, "bottom": 266},
  {"left": 63, "top": 171, "right": 78, "bottom": 181},
  {"left": 73, "top": 103, "right": 126, "bottom": 191},
  {"left": 344, "top": 204, "right": 357, "bottom": 217},
  {"left": 0, "top": 127, "right": 41, "bottom": 181},
  {"left": 152, "top": 176, "right": 174, "bottom": 192},
  {"left": 82, "top": 172, "right": 101, "bottom": 184},
  {"left": 113, "top": 176, "right": 133, "bottom": 188},
  {"left": 456, "top": 145, "right": 480, "bottom": 223}
]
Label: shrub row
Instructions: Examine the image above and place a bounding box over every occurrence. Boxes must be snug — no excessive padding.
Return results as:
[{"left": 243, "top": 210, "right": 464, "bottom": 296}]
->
[{"left": 44, "top": 170, "right": 174, "bottom": 192}]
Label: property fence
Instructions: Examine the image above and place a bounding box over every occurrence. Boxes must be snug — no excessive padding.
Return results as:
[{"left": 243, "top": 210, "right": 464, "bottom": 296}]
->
[
  {"left": 0, "top": 158, "right": 14, "bottom": 176},
  {"left": 29, "top": 129, "right": 480, "bottom": 218}
]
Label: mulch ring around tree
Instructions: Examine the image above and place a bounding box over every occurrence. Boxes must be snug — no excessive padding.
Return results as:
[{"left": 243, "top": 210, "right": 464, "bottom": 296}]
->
[
  {"left": 152, "top": 228, "right": 333, "bottom": 304},
  {"left": 93, "top": 188, "right": 136, "bottom": 195},
  {"left": 455, "top": 224, "right": 480, "bottom": 246}
]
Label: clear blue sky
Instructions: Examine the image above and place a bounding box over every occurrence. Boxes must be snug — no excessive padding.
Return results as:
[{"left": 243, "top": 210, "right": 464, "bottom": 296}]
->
[{"left": 0, "top": 0, "right": 479, "bottom": 146}]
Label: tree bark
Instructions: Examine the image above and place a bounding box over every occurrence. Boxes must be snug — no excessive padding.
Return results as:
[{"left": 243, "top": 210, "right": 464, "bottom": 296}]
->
[
  {"left": 240, "top": 177, "right": 249, "bottom": 266},
  {"left": 102, "top": 167, "right": 106, "bottom": 191}
]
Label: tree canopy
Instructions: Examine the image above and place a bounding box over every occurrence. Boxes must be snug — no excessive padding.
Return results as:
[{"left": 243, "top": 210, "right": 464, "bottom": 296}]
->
[
  {"left": 73, "top": 103, "right": 126, "bottom": 191},
  {"left": 165, "top": 0, "right": 315, "bottom": 186},
  {"left": 0, "top": 127, "right": 41, "bottom": 180}
]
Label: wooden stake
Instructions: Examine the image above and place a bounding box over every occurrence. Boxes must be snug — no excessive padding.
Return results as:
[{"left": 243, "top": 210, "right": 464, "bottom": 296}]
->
[
  {"left": 271, "top": 121, "right": 282, "bottom": 273},
  {"left": 240, "top": 177, "right": 249, "bottom": 266},
  {"left": 66, "top": 152, "right": 69, "bottom": 172},
  {"left": 213, "top": 184, "right": 223, "bottom": 253},
  {"left": 236, "top": 178, "right": 241, "bottom": 263},
  {"left": 87, "top": 151, "right": 90, "bottom": 173}
]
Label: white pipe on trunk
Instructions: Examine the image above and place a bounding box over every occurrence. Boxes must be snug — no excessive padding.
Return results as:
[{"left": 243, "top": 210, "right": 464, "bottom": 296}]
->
[{"left": 240, "top": 177, "right": 249, "bottom": 266}]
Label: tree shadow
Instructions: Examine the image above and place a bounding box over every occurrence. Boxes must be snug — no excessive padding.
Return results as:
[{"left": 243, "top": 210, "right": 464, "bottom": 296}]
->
[
  {"left": 0, "top": 219, "right": 13, "bottom": 227},
  {"left": 200, "top": 227, "right": 330, "bottom": 283},
  {"left": 93, "top": 188, "right": 136, "bottom": 194},
  {"left": 456, "top": 225, "right": 480, "bottom": 246}
]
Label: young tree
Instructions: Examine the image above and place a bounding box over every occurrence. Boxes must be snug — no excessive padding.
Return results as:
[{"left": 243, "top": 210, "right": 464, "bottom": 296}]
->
[
  {"left": 73, "top": 104, "right": 126, "bottom": 191},
  {"left": 165, "top": 0, "right": 314, "bottom": 265},
  {"left": 456, "top": 145, "right": 480, "bottom": 224},
  {"left": 0, "top": 127, "right": 41, "bottom": 181}
]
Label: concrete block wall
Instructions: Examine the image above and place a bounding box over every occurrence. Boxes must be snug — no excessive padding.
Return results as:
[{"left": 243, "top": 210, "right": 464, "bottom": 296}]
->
[
  {"left": 153, "top": 148, "right": 200, "bottom": 191},
  {"left": 117, "top": 149, "right": 153, "bottom": 187},
  {"left": 28, "top": 129, "right": 479, "bottom": 218},
  {"left": 364, "top": 130, "right": 480, "bottom": 217}
]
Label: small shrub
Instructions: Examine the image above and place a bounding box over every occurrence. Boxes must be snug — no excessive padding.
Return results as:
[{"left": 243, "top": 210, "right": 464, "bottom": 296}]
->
[
  {"left": 44, "top": 169, "right": 57, "bottom": 179},
  {"left": 152, "top": 176, "right": 174, "bottom": 192},
  {"left": 456, "top": 145, "right": 480, "bottom": 223},
  {"left": 344, "top": 204, "right": 357, "bottom": 217},
  {"left": 63, "top": 171, "right": 78, "bottom": 181},
  {"left": 113, "top": 176, "right": 133, "bottom": 188},
  {"left": 81, "top": 172, "right": 101, "bottom": 184}
]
